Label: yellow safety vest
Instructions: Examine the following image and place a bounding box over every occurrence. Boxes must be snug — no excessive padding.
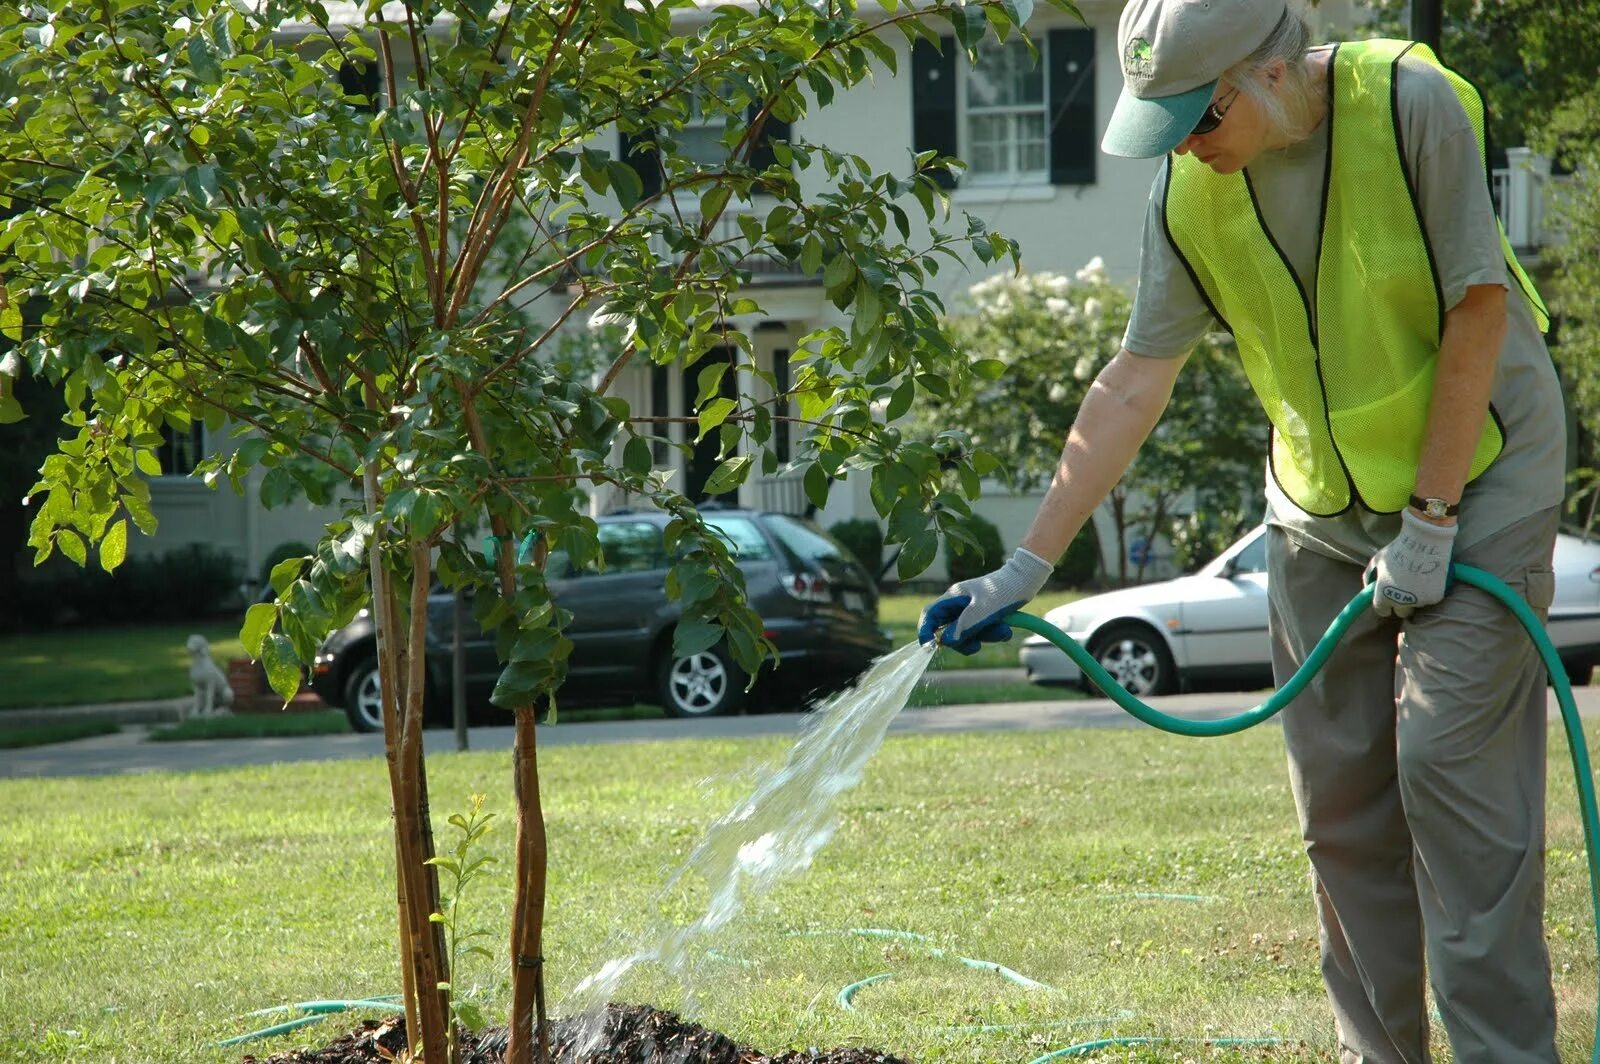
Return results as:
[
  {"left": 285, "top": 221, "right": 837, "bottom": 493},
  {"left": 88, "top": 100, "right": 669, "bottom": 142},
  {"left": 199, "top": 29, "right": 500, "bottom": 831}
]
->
[{"left": 1163, "top": 39, "right": 1549, "bottom": 516}]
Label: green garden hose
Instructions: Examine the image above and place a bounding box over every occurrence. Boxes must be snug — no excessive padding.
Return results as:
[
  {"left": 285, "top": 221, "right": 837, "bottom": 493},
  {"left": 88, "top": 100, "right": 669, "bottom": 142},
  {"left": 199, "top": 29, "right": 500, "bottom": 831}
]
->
[{"left": 1005, "top": 562, "right": 1600, "bottom": 1062}]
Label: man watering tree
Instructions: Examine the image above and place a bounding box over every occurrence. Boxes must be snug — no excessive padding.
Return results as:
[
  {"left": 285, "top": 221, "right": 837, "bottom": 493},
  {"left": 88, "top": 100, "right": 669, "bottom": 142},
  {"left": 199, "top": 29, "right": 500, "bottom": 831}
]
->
[{"left": 921, "top": 0, "right": 1566, "bottom": 1059}]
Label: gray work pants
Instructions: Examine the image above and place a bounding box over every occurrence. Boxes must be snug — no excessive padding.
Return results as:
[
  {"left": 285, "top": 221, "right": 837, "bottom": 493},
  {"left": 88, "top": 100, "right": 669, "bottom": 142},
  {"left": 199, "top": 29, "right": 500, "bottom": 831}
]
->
[{"left": 1267, "top": 507, "right": 1560, "bottom": 1063}]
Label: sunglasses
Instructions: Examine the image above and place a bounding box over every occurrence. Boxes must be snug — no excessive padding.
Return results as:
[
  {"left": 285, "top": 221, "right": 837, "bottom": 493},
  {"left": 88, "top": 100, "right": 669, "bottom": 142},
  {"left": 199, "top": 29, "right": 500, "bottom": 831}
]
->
[{"left": 1190, "top": 86, "right": 1240, "bottom": 137}]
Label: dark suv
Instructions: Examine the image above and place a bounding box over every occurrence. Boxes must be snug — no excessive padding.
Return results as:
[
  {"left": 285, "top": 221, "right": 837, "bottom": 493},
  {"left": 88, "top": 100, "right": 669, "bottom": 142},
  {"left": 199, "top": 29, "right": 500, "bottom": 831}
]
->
[{"left": 311, "top": 508, "right": 890, "bottom": 731}]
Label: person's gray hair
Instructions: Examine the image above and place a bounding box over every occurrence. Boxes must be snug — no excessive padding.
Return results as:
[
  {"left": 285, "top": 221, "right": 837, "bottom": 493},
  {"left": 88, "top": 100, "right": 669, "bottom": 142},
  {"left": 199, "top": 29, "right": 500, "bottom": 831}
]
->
[{"left": 1222, "top": 8, "right": 1323, "bottom": 146}]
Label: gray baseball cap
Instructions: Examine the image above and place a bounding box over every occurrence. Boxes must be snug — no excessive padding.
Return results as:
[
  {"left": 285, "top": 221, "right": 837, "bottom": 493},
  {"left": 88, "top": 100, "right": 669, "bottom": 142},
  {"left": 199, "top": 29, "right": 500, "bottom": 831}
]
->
[{"left": 1102, "top": 0, "right": 1289, "bottom": 159}]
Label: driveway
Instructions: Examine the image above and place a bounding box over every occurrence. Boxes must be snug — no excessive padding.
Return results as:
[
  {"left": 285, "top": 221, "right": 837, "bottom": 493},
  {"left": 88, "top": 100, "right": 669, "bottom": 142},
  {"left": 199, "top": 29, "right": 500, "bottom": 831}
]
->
[{"left": 8, "top": 686, "right": 1600, "bottom": 780}]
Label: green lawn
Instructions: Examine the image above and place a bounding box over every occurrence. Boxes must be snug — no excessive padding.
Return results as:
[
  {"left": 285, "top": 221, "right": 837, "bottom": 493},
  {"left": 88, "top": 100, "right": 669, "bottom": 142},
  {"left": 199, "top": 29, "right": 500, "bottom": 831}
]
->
[
  {"left": 880, "top": 589, "right": 1085, "bottom": 671},
  {"left": 0, "top": 623, "right": 247, "bottom": 709},
  {"left": 0, "top": 719, "right": 120, "bottom": 749},
  {"left": 3, "top": 724, "right": 1596, "bottom": 1063},
  {"left": 147, "top": 711, "right": 351, "bottom": 742}
]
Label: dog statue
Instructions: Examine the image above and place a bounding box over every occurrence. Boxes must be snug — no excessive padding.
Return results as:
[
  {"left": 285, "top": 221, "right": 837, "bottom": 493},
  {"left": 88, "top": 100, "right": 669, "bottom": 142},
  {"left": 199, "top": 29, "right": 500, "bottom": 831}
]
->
[{"left": 185, "top": 634, "right": 235, "bottom": 720}]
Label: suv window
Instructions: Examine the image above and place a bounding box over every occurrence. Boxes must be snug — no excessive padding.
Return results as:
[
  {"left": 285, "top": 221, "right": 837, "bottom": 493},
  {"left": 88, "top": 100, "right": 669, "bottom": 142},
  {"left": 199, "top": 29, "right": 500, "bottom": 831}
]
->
[
  {"left": 764, "top": 514, "right": 847, "bottom": 563},
  {"left": 599, "top": 521, "right": 666, "bottom": 573},
  {"left": 704, "top": 516, "right": 773, "bottom": 561}
]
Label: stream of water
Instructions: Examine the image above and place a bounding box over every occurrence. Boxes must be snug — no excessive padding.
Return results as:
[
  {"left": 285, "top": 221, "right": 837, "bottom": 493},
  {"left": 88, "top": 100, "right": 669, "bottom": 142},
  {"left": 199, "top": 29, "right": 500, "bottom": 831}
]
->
[{"left": 562, "top": 640, "right": 937, "bottom": 1052}]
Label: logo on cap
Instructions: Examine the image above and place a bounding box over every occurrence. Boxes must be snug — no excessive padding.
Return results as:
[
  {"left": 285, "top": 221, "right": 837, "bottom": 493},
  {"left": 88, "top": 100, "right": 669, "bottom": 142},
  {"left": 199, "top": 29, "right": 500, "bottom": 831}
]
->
[{"left": 1123, "top": 36, "right": 1154, "bottom": 79}]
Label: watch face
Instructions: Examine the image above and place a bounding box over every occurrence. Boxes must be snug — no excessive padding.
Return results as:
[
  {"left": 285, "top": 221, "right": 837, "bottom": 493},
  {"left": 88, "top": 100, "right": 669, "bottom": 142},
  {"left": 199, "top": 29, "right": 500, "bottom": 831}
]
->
[{"left": 1426, "top": 499, "right": 1448, "bottom": 518}]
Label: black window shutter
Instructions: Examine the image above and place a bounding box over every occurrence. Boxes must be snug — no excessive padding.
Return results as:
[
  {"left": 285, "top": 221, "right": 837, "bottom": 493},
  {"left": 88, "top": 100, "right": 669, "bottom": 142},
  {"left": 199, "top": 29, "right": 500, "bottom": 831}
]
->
[
  {"left": 911, "top": 38, "right": 959, "bottom": 190},
  {"left": 747, "top": 105, "right": 791, "bottom": 172},
  {"left": 619, "top": 129, "right": 663, "bottom": 199},
  {"left": 1048, "top": 28, "right": 1096, "bottom": 186},
  {"left": 338, "top": 59, "right": 382, "bottom": 112}
]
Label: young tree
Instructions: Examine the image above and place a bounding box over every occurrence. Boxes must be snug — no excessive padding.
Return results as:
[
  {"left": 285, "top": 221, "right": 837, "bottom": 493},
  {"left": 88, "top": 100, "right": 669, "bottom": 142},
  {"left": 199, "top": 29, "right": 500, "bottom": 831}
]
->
[
  {"left": 915, "top": 262, "right": 1266, "bottom": 583},
  {"left": 0, "top": 0, "right": 1068, "bottom": 1059}
]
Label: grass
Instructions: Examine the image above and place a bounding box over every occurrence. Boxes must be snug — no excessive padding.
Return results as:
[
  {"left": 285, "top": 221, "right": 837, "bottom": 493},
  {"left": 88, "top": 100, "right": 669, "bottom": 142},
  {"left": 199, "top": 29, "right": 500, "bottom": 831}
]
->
[
  {"left": 0, "top": 622, "right": 246, "bottom": 710},
  {"left": 3, "top": 722, "right": 1596, "bottom": 1063},
  {"left": 880, "top": 589, "right": 1086, "bottom": 671},
  {"left": 147, "top": 711, "right": 352, "bottom": 742},
  {"left": 0, "top": 719, "right": 120, "bottom": 749}
]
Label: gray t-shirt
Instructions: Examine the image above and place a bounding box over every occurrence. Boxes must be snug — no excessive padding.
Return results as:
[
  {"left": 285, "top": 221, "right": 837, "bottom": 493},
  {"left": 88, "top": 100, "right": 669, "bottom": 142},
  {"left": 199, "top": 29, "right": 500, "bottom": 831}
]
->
[{"left": 1123, "top": 48, "right": 1566, "bottom": 564}]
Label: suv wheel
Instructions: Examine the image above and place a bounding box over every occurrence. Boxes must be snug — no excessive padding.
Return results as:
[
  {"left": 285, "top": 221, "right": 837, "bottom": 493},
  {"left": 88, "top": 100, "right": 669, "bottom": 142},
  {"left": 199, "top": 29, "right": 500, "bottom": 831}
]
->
[
  {"left": 658, "top": 644, "right": 744, "bottom": 718},
  {"left": 343, "top": 657, "right": 385, "bottom": 733}
]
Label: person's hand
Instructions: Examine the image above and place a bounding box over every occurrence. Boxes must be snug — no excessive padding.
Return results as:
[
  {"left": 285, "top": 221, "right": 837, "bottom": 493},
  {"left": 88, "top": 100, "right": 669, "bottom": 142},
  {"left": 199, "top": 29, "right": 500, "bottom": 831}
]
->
[
  {"left": 1365, "top": 509, "right": 1458, "bottom": 619},
  {"left": 918, "top": 547, "right": 1054, "bottom": 654}
]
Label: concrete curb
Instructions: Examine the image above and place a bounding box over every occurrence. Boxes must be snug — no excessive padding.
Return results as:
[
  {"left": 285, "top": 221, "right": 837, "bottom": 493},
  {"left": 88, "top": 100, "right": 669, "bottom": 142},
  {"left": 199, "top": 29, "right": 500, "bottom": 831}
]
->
[{"left": 1, "top": 698, "right": 187, "bottom": 730}]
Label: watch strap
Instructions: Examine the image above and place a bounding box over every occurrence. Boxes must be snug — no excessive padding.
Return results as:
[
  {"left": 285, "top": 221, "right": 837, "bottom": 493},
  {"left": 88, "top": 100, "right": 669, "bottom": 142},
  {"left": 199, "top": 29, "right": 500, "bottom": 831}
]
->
[{"left": 1408, "top": 494, "right": 1459, "bottom": 518}]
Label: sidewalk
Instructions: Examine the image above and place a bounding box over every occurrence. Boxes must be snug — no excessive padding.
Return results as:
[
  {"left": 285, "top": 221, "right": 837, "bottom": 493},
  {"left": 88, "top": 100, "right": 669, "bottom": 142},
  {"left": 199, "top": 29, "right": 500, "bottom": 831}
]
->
[
  {"left": 7, "top": 685, "right": 1600, "bottom": 781},
  {"left": 0, "top": 667, "right": 1030, "bottom": 730}
]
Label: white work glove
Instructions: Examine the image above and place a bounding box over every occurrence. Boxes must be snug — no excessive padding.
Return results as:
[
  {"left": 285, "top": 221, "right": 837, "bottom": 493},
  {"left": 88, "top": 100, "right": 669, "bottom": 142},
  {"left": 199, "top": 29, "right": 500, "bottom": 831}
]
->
[
  {"left": 918, "top": 547, "right": 1054, "bottom": 655},
  {"left": 1365, "top": 509, "right": 1458, "bottom": 619}
]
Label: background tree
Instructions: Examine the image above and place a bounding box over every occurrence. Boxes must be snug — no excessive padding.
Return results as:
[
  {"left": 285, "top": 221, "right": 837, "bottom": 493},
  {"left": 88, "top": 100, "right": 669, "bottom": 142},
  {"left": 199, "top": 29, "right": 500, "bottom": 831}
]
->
[
  {"left": 914, "top": 262, "right": 1266, "bottom": 583},
  {"left": 0, "top": 0, "right": 1067, "bottom": 1060}
]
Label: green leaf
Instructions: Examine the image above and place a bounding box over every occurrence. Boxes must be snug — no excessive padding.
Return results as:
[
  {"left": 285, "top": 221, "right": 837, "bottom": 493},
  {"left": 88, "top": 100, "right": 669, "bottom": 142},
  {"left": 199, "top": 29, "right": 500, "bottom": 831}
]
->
[
  {"left": 672, "top": 618, "right": 723, "bottom": 660},
  {"left": 822, "top": 254, "right": 855, "bottom": 292},
  {"left": 696, "top": 360, "right": 728, "bottom": 405},
  {"left": 99, "top": 519, "right": 128, "bottom": 573},
  {"left": 703, "top": 454, "right": 752, "bottom": 495},
  {"left": 697, "top": 397, "right": 737, "bottom": 440},
  {"left": 972, "top": 358, "right": 1007, "bottom": 380},
  {"left": 0, "top": 395, "right": 24, "bottom": 424},
  {"left": 804, "top": 463, "right": 830, "bottom": 510},
  {"left": 58, "top": 529, "right": 87, "bottom": 566},
  {"left": 260, "top": 633, "right": 302, "bottom": 704},
  {"left": 800, "top": 235, "right": 824, "bottom": 276},
  {"left": 885, "top": 377, "right": 915, "bottom": 422},
  {"left": 699, "top": 185, "right": 732, "bottom": 220},
  {"left": 241, "top": 601, "right": 277, "bottom": 659},
  {"left": 898, "top": 529, "right": 938, "bottom": 579},
  {"left": 607, "top": 160, "right": 645, "bottom": 209},
  {"left": 269, "top": 555, "right": 305, "bottom": 596},
  {"left": 0, "top": 302, "right": 22, "bottom": 342},
  {"left": 623, "top": 436, "right": 652, "bottom": 476}
]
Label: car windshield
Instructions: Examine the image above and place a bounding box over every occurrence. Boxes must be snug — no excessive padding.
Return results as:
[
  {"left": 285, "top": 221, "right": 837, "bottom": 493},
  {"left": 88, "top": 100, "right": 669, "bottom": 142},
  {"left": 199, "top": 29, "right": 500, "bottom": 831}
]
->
[{"left": 763, "top": 514, "right": 848, "bottom": 563}]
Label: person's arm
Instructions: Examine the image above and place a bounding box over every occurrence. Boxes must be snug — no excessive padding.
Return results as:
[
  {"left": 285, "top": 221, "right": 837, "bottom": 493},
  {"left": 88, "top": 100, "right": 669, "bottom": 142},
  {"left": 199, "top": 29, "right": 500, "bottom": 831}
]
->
[
  {"left": 1408, "top": 283, "right": 1508, "bottom": 525},
  {"left": 1020, "top": 347, "right": 1188, "bottom": 561}
]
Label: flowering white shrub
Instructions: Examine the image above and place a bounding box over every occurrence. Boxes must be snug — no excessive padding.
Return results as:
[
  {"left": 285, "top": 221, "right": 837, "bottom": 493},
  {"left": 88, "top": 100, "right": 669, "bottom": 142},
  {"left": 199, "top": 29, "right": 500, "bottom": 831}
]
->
[{"left": 914, "top": 262, "right": 1268, "bottom": 581}]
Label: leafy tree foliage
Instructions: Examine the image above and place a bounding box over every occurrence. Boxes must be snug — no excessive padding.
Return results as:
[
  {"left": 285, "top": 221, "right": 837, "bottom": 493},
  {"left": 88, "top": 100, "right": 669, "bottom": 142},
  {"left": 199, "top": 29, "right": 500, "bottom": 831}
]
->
[
  {"left": 0, "top": 0, "right": 1069, "bottom": 1059},
  {"left": 916, "top": 262, "right": 1266, "bottom": 583}
]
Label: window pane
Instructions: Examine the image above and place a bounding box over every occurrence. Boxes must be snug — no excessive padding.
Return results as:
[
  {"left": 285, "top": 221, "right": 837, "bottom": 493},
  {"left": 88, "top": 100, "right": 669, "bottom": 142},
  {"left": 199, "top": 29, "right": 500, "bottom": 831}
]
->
[
  {"left": 969, "top": 39, "right": 1040, "bottom": 109},
  {"left": 599, "top": 523, "right": 665, "bottom": 573},
  {"left": 763, "top": 515, "right": 848, "bottom": 564},
  {"left": 704, "top": 517, "right": 773, "bottom": 561},
  {"left": 677, "top": 125, "right": 726, "bottom": 168}
]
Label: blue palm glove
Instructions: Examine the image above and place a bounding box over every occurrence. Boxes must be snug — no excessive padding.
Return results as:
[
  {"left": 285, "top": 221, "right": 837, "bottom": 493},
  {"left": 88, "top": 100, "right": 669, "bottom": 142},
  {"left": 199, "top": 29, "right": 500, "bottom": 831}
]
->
[{"left": 918, "top": 547, "right": 1054, "bottom": 655}]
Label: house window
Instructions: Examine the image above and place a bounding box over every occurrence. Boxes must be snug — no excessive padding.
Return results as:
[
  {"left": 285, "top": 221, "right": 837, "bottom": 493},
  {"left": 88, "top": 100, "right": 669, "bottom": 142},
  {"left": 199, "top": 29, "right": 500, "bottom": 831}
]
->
[
  {"left": 912, "top": 29, "right": 1096, "bottom": 189},
  {"left": 157, "top": 423, "right": 205, "bottom": 476},
  {"left": 964, "top": 39, "right": 1048, "bottom": 182},
  {"left": 677, "top": 89, "right": 734, "bottom": 168}
]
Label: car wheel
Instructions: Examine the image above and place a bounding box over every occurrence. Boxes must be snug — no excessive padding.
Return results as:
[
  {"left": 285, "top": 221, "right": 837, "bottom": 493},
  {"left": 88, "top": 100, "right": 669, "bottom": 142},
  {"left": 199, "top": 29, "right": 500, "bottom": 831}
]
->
[
  {"left": 1089, "top": 623, "right": 1177, "bottom": 697},
  {"left": 1564, "top": 660, "right": 1595, "bottom": 688},
  {"left": 343, "top": 657, "right": 385, "bottom": 733},
  {"left": 658, "top": 644, "right": 745, "bottom": 718}
]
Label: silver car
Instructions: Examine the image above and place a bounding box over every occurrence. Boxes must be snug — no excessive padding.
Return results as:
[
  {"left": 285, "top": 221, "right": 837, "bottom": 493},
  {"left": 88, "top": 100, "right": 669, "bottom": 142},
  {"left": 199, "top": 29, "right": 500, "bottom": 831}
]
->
[{"left": 1019, "top": 525, "right": 1600, "bottom": 696}]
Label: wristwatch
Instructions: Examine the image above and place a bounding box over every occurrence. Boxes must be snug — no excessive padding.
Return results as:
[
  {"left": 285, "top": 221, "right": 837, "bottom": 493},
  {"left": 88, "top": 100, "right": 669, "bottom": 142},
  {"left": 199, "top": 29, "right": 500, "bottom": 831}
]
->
[{"left": 1409, "top": 494, "right": 1459, "bottom": 519}]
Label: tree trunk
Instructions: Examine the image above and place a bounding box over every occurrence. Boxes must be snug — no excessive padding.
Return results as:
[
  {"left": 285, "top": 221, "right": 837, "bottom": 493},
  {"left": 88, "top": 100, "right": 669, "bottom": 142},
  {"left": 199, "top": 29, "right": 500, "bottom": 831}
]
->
[
  {"left": 364, "top": 470, "right": 453, "bottom": 1064},
  {"left": 506, "top": 708, "right": 551, "bottom": 1064}
]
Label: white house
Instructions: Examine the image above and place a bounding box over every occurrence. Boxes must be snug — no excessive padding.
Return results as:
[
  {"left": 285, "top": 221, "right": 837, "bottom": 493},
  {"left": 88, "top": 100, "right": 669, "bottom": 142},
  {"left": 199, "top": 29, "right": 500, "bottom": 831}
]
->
[{"left": 134, "top": 0, "right": 1558, "bottom": 588}]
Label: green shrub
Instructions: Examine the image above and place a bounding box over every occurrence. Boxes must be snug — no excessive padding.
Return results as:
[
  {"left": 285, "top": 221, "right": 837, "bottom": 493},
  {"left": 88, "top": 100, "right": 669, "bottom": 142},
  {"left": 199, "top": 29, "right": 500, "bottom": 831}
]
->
[
  {"left": 827, "top": 518, "right": 885, "bottom": 579},
  {"left": 944, "top": 513, "right": 1005, "bottom": 584},
  {"left": 14, "top": 543, "right": 242, "bottom": 627},
  {"left": 259, "top": 540, "right": 314, "bottom": 589},
  {"left": 1052, "top": 521, "right": 1101, "bottom": 589}
]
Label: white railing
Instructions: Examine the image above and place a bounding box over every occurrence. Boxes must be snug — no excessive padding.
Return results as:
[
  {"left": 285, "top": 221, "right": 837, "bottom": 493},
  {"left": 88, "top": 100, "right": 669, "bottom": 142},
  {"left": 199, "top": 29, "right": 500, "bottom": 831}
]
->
[
  {"left": 752, "top": 469, "right": 810, "bottom": 515},
  {"left": 1493, "top": 147, "right": 1566, "bottom": 251},
  {"left": 646, "top": 212, "right": 811, "bottom": 284}
]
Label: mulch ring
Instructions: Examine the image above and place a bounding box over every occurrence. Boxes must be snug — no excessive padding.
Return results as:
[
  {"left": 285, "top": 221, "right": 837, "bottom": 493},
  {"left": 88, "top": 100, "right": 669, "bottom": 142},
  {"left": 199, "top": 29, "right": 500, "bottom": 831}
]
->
[{"left": 240, "top": 1002, "right": 913, "bottom": 1064}]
